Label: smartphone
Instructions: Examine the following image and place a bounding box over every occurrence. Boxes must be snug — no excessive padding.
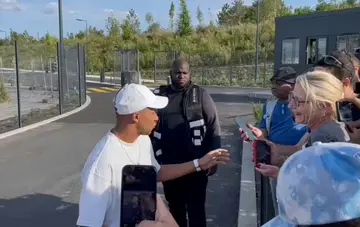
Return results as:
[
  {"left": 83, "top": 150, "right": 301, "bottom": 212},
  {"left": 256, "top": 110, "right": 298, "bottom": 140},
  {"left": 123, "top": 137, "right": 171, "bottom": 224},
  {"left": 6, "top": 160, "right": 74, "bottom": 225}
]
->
[
  {"left": 355, "top": 82, "right": 360, "bottom": 94},
  {"left": 255, "top": 140, "right": 271, "bottom": 165},
  {"left": 336, "top": 101, "right": 353, "bottom": 122},
  {"left": 234, "top": 116, "right": 255, "bottom": 141},
  {"left": 120, "top": 165, "right": 157, "bottom": 227}
]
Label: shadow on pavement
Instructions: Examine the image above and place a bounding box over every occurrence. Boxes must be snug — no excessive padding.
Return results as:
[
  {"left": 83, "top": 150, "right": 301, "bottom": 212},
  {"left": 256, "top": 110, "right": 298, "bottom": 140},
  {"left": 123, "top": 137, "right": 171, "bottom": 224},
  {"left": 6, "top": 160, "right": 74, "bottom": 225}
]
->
[{"left": 0, "top": 193, "right": 78, "bottom": 227}]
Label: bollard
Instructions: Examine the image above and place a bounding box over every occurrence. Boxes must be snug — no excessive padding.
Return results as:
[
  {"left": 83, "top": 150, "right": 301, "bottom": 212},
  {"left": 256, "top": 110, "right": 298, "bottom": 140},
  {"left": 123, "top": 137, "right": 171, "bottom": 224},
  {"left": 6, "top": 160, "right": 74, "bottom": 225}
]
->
[
  {"left": 167, "top": 76, "right": 171, "bottom": 85},
  {"left": 100, "top": 68, "right": 105, "bottom": 83}
]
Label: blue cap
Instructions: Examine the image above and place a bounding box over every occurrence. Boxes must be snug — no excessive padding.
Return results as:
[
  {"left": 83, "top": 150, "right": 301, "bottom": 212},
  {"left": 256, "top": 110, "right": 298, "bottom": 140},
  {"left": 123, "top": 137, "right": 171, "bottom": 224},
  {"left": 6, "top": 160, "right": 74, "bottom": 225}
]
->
[{"left": 262, "top": 142, "right": 360, "bottom": 227}]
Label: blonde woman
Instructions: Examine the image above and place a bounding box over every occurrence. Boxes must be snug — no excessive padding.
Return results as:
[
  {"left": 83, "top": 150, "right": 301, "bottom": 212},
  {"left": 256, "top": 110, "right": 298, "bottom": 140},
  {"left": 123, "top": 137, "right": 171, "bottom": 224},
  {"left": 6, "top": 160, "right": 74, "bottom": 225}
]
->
[{"left": 257, "top": 70, "right": 350, "bottom": 178}]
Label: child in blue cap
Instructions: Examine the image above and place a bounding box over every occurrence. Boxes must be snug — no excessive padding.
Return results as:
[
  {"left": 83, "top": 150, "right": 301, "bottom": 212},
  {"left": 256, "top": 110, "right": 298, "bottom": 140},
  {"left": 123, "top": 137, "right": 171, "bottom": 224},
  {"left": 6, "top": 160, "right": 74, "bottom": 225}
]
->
[{"left": 262, "top": 142, "right": 360, "bottom": 227}]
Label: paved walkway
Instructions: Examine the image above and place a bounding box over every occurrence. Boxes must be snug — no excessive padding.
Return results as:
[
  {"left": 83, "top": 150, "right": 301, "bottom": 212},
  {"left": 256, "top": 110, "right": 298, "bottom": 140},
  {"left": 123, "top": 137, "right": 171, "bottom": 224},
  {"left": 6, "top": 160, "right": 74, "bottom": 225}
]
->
[{"left": 0, "top": 88, "right": 260, "bottom": 227}]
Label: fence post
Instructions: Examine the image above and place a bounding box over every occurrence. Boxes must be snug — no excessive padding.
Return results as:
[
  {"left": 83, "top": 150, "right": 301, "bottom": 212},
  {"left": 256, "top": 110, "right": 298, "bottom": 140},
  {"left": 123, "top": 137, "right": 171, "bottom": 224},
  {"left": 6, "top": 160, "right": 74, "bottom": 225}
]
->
[
  {"left": 77, "top": 43, "right": 82, "bottom": 107},
  {"left": 229, "top": 65, "right": 233, "bottom": 86},
  {"left": 57, "top": 42, "right": 63, "bottom": 114},
  {"left": 83, "top": 44, "right": 87, "bottom": 101},
  {"left": 14, "top": 40, "right": 22, "bottom": 128},
  {"left": 153, "top": 52, "right": 156, "bottom": 82}
]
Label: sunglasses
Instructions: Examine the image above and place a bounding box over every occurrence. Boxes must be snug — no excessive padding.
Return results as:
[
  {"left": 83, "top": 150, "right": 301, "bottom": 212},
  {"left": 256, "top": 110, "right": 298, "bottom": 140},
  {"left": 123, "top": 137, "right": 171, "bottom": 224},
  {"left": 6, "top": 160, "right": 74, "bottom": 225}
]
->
[
  {"left": 320, "top": 55, "right": 354, "bottom": 78},
  {"left": 289, "top": 93, "right": 307, "bottom": 107}
]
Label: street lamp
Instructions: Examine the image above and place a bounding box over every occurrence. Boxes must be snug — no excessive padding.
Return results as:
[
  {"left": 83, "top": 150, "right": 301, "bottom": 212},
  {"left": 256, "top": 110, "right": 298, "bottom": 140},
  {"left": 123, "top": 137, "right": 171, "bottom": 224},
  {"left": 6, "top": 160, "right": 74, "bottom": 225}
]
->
[
  {"left": 58, "top": 0, "right": 66, "bottom": 113},
  {"left": 76, "top": 18, "right": 88, "bottom": 73},
  {"left": 255, "top": 0, "right": 260, "bottom": 82}
]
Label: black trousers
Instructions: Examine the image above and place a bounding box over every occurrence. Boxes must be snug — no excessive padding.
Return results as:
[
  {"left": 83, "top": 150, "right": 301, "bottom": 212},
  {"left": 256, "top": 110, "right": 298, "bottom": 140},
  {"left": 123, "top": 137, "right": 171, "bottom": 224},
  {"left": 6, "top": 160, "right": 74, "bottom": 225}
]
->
[{"left": 163, "top": 172, "right": 208, "bottom": 227}]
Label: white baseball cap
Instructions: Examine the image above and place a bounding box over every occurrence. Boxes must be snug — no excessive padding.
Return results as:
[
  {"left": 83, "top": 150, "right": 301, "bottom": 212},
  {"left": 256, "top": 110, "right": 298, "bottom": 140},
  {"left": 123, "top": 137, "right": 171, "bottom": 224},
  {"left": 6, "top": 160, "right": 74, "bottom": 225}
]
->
[{"left": 113, "top": 83, "right": 168, "bottom": 115}]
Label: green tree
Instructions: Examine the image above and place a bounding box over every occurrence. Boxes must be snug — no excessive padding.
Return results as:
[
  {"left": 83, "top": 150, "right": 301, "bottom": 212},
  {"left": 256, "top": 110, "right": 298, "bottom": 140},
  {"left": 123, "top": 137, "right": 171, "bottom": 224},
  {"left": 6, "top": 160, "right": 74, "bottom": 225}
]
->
[
  {"left": 196, "top": 6, "right": 204, "bottom": 27},
  {"left": 105, "top": 15, "right": 121, "bottom": 37},
  {"left": 121, "top": 9, "right": 141, "bottom": 40},
  {"left": 145, "top": 12, "right": 154, "bottom": 26},
  {"left": 169, "top": 2, "right": 175, "bottom": 31},
  {"left": 177, "top": 0, "right": 192, "bottom": 36}
]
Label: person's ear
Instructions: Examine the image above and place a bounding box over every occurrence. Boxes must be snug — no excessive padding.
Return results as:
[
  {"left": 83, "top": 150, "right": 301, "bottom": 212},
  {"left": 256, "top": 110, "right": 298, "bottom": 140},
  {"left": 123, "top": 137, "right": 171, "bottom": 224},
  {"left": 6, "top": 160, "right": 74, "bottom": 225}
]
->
[
  {"left": 343, "top": 78, "right": 351, "bottom": 87},
  {"left": 132, "top": 113, "right": 140, "bottom": 123}
]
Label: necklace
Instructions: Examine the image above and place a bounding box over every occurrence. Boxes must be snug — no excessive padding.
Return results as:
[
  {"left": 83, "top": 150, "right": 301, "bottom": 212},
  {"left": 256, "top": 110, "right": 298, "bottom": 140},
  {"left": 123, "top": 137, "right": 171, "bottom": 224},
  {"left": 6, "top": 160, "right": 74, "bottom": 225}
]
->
[
  {"left": 111, "top": 129, "right": 141, "bottom": 164},
  {"left": 119, "top": 139, "right": 141, "bottom": 165}
]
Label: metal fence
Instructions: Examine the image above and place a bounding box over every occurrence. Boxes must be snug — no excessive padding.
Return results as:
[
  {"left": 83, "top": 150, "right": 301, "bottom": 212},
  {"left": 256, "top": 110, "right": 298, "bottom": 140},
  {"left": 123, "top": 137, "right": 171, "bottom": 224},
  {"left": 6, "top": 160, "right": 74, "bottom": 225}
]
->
[
  {"left": 0, "top": 40, "right": 87, "bottom": 134},
  {"left": 256, "top": 173, "right": 276, "bottom": 226},
  {"left": 98, "top": 49, "right": 274, "bottom": 87}
]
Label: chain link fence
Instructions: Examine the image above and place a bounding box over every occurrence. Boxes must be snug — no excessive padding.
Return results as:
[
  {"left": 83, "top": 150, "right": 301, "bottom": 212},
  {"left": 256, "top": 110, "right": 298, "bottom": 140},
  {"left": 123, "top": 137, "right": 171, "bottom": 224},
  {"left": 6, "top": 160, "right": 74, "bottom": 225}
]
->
[{"left": 0, "top": 41, "right": 87, "bottom": 134}]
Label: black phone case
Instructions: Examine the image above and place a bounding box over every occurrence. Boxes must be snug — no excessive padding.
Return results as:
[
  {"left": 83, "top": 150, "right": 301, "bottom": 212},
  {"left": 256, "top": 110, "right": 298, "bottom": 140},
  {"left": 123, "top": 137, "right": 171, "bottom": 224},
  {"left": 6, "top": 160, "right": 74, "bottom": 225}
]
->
[
  {"left": 255, "top": 140, "right": 271, "bottom": 164},
  {"left": 336, "top": 101, "right": 353, "bottom": 122}
]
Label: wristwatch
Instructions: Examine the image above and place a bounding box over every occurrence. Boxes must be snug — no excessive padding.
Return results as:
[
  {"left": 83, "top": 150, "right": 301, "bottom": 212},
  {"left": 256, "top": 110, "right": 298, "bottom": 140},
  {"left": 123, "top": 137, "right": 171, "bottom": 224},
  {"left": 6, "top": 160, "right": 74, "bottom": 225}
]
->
[{"left": 193, "top": 159, "right": 202, "bottom": 172}]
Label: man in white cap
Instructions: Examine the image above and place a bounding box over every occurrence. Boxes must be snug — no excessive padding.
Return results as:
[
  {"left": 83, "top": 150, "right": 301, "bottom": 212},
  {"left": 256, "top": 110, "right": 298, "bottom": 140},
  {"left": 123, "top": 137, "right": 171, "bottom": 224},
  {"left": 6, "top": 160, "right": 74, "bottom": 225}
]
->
[{"left": 77, "top": 84, "right": 229, "bottom": 227}]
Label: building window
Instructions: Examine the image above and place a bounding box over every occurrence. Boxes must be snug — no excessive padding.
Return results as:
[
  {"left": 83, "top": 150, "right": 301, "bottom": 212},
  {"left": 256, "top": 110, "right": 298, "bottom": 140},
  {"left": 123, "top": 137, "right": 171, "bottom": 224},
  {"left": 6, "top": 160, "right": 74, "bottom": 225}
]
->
[
  {"left": 281, "top": 38, "right": 299, "bottom": 64},
  {"left": 318, "top": 38, "right": 327, "bottom": 59},
  {"left": 337, "top": 34, "right": 360, "bottom": 53},
  {"left": 306, "top": 37, "right": 327, "bottom": 64}
]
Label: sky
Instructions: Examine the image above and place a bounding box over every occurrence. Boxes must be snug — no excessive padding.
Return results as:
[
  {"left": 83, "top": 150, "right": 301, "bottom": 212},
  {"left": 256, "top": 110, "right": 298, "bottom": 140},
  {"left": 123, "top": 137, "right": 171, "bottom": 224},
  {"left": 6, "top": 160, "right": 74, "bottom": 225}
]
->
[{"left": 0, "top": 0, "right": 317, "bottom": 38}]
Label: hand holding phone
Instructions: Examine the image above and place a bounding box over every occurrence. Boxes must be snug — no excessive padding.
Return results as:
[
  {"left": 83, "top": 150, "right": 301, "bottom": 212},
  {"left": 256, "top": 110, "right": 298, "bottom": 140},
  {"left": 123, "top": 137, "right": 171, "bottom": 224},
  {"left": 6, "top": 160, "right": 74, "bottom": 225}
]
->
[
  {"left": 121, "top": 165, "right": 157, "bottom": 227},
  {"left": 253, "top": 140, "right": 271, "bottom": 165},
  {"left": 234, "top": 117, "right": 255, "bottom": 142},
  {"left": 138, "top": 194, "right": 178, "bottom": 227}
]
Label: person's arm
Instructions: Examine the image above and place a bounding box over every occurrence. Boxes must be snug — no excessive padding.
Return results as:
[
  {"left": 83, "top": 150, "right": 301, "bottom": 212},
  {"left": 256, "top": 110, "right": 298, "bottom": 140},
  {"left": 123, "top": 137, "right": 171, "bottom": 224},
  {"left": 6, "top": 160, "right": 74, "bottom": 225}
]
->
[
  {"left": 202, "top": 89, "right": 221, "bottom": 150},
  {"left": 77, "top": 170, "right": 111, "bottom": 227},
  {"left": 149, "top": 138, "right": 228, "bottom": 182},
  {"left": 258, "top": 104, "right": 269, "bottom": 138}
]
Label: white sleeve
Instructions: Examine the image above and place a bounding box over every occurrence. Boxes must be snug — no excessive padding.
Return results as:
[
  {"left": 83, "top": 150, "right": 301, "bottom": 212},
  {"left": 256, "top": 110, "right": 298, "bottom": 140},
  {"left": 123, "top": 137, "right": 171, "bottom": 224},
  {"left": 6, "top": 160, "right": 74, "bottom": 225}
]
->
[{"left": 77, "top": 171, "right": 111, "bottom": 227}]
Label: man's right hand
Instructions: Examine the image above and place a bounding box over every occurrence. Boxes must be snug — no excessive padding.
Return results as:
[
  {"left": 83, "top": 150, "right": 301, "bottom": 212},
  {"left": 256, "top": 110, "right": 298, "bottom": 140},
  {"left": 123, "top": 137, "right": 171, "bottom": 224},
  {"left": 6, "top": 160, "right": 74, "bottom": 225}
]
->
[
  {"left": 239, "top": 124, "right": 265, "bottom": 142},
  {"left": 198, "top": 149, "right": 230, "bottom": 170}
]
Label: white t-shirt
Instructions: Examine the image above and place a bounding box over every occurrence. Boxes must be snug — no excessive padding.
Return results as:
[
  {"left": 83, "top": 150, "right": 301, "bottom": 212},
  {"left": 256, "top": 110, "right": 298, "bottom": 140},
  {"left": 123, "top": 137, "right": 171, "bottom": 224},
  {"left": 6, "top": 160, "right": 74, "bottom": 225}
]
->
[{"left": 76, "top": 131, "right": 161, "bottom": 227}]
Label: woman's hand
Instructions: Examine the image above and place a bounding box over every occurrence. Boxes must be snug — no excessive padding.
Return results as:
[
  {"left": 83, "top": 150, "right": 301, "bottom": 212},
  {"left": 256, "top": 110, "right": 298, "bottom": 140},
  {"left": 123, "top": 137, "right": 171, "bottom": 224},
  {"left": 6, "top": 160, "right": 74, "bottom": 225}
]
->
[
  {"left": 239, "top": 124, "right": 265, "bottom": 142},
  {"left": 255, "top": 163, "right": 279, "bottom": 178}
]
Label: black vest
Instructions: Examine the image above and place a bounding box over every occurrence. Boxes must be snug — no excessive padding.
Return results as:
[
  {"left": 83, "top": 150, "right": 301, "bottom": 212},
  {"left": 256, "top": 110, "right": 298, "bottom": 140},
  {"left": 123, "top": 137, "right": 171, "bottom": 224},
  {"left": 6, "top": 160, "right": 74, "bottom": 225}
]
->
[{"left": 151, "top": 84, "right": 206, "bottom": 164}]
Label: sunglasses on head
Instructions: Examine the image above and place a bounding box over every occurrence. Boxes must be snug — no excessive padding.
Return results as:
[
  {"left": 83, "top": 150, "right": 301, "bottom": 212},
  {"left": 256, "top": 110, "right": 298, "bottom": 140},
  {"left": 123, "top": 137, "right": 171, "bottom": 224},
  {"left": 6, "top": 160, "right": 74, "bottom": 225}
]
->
[{"left": 319, "top": 55, "right": 354, "bottom": 79}]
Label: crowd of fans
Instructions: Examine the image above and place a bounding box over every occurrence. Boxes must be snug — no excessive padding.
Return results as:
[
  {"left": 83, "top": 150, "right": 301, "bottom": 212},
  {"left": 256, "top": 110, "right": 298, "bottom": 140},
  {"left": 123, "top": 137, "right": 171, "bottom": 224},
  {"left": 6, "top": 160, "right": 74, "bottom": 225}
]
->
[{"left": 239, "top": 50, "right": 360, "bottom": 226}]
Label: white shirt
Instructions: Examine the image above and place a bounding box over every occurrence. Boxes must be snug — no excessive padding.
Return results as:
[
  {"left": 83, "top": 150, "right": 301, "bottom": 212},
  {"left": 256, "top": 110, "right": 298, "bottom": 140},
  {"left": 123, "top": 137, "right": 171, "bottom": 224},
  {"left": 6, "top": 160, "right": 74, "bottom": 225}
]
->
[{"left": 76, "top": 132, "right": 161, "bottom": 227}]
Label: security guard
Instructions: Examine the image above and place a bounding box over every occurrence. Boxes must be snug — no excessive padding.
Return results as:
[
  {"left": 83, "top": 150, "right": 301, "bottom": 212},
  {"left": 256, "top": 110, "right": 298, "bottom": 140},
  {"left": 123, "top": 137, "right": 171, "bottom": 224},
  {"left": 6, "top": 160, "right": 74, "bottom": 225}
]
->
[{"left": 150, "top": 57, "right": 221, "bottom": 227}]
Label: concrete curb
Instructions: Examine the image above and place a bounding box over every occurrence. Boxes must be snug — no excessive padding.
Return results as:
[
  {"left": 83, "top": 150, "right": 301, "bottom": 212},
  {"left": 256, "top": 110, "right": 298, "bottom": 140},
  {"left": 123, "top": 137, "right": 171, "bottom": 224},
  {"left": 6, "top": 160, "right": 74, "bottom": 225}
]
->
[
  {"left": 238, "top": 142, "right": 257, "bottom": 227},
  {"left": 0, "top": 95, "right": 92, "bottom": 140},
  {"left": 86, "top": 80, "right": 119, "bottom": 87}
]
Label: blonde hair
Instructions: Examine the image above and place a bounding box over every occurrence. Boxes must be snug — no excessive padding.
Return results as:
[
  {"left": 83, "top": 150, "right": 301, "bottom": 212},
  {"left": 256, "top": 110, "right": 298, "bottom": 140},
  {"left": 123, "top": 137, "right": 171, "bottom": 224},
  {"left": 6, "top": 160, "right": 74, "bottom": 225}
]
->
[{"left": 296, "top": 70, "right": 344, "bottom": 119}]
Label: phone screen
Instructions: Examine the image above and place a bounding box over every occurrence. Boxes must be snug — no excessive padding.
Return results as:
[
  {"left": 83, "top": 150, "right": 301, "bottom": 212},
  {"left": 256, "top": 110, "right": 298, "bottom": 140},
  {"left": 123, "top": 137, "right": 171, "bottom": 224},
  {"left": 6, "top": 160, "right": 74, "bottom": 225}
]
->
[
  {"left": 336, "top": 101, "right": 353, "bottom": 122},
  {"left": 121, "top": 165, "right": 157, "bottom": 227},
  {"left": 234, "top": 116, "right": 255, "bottom": 141}
]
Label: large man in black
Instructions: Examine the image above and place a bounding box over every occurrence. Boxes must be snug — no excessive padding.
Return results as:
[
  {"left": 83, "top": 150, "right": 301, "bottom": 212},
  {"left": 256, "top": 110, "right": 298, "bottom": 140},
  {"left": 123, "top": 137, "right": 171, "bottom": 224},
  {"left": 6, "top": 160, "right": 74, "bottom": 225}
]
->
[{"left": 150, "top": 58, "right": 221, "bottom": 227}]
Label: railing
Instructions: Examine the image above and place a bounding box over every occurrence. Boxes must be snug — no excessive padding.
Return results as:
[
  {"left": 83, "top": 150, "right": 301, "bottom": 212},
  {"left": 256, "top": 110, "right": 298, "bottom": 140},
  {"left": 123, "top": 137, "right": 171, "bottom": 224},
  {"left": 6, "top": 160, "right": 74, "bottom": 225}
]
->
[{"left": 256, "top": 173, "right": 276, "bottom": 225}]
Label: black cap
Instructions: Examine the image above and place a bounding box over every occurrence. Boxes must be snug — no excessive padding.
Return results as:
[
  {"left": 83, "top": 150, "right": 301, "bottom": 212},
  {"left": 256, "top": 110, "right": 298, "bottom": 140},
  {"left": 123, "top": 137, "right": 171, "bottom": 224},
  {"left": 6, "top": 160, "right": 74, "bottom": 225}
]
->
[{"left": 271, "top": 67, "right": 297, "bottom": 84}]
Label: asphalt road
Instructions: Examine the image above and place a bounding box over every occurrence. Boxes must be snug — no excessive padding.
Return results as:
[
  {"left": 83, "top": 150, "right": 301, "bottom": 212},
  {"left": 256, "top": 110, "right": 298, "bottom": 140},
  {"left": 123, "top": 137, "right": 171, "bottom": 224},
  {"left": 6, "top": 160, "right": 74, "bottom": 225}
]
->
[{"left": 0, "top": 89, "right": 260, "bottom": 227}]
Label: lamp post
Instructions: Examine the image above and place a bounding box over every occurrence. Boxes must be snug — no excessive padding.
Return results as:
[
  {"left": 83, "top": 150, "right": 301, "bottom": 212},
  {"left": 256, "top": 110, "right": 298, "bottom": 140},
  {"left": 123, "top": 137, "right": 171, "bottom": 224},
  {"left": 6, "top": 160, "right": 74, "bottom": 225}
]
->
[
  {"left": 58, "top": 0, "right": 67, "bottom": 113},
  {"left": 255, "top": 0, "right": 260, "bottom": 82},
  {"left": 76, "top": 18, "right": 88, "bottom": 73}
]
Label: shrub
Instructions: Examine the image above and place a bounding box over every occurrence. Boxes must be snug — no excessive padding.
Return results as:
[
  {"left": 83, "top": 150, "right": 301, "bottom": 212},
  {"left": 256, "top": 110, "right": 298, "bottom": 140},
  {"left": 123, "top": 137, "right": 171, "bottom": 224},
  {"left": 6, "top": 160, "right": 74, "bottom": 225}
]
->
[
  {"left": 0, "top": 79, "right": 10, "bottom": 103},
  {"left": 252, "top": 103, "right": 263, "bottom": 126}
]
